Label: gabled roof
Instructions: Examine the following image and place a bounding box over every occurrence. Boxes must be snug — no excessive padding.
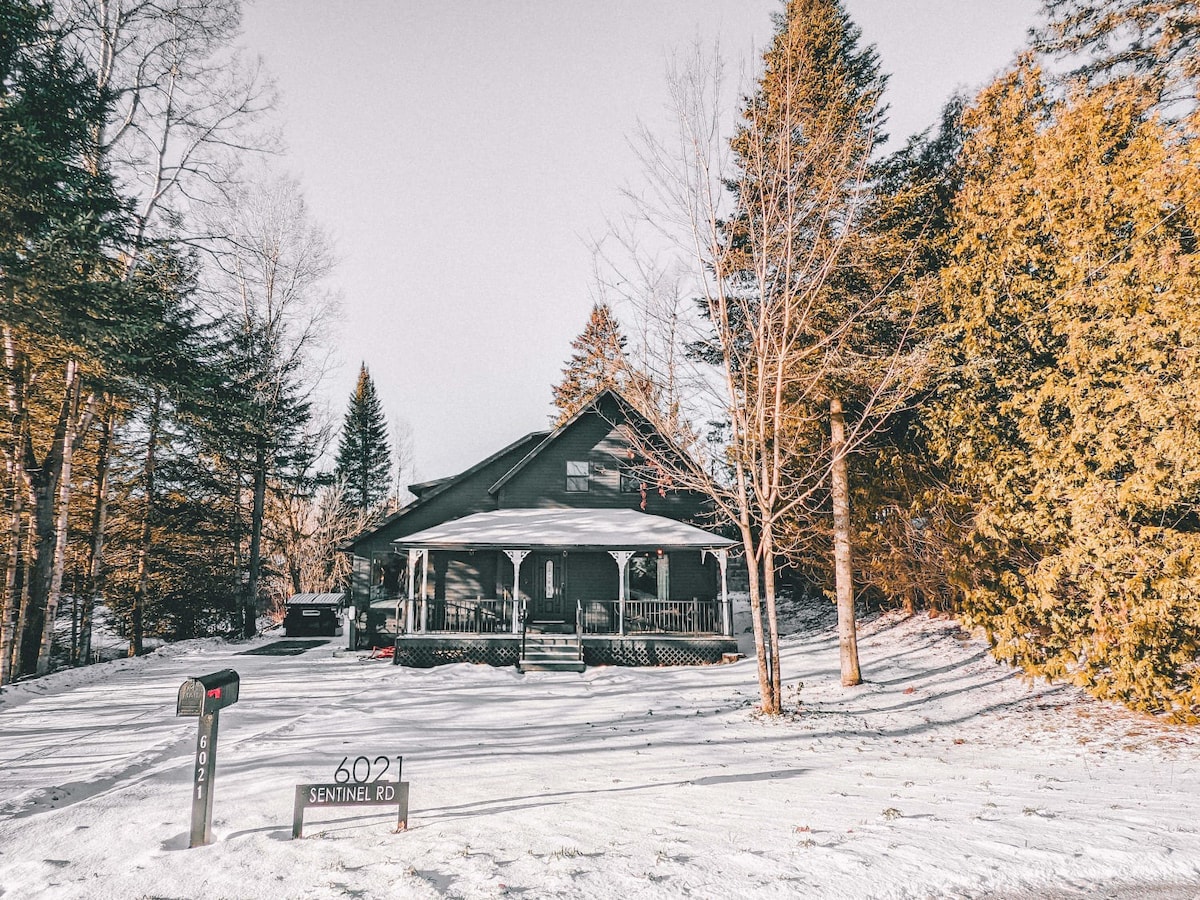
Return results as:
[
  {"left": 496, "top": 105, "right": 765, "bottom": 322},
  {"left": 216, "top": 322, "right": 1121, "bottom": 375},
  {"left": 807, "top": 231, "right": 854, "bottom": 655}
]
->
[
  {"left": 341, "top": 428, "right": 550, "bottom": 551},
  {"left": 392, "top": 508, "right": 735, "bottom": 552},
  {"left": 344, "top": 389, "right": 707, "bottom": 554},
  {"left": 488, "top": 388, "right": 678, "bottom": 495}
]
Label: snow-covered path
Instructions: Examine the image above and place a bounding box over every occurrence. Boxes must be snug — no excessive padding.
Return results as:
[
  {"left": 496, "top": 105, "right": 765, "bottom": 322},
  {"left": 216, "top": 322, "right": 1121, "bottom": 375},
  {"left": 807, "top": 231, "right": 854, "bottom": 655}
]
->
[{"left": 1, "top": 608, "right": 1197, "bottom": 899}]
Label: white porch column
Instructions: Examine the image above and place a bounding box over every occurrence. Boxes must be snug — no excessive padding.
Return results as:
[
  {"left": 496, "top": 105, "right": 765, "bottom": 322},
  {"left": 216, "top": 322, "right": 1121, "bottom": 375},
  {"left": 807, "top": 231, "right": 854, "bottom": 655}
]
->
[
  {"left": 405, "top": 549, "right": 424, "bottom": 633},
  {"left": 703, "top": 548, "right": 732, "bottom": 636},
  {"left": 609, "top": 550, "right": 634, "bottom": 636},
  {"left": 420, "top": 549, "right": 430, "bottom": 632},
  {"left": 716, "top": 549, "right": 731, "bottom": 637},
  {"left": 503, "top": 549, "right": 530, "bottom": 633}
]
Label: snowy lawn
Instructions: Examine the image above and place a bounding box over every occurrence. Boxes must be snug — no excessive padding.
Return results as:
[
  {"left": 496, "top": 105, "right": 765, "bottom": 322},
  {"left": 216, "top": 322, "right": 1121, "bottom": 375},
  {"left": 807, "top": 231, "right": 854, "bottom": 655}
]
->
[{"left": 1, "top": 603, "right": 1198, "bottom": 899}]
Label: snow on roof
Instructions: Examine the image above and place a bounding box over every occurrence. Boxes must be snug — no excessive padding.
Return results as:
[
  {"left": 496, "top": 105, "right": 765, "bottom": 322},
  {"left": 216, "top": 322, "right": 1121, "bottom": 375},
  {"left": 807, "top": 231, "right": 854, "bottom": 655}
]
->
[
  {"left": 391, "top": 508, "right": 735, "bottom": 551},
  {"left": 285, "top": 593, "right": 343, "bottom": 606}
]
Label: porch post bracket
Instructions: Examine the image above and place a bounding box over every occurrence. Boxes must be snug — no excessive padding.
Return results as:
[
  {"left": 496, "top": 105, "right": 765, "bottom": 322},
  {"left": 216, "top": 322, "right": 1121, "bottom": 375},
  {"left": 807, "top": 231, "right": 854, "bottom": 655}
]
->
[
  {"left": 503, "top": 549, "right": 530, "bottom": 634},
  {"left": 609, "top": 550, "right": 634, "bottom": 637}
]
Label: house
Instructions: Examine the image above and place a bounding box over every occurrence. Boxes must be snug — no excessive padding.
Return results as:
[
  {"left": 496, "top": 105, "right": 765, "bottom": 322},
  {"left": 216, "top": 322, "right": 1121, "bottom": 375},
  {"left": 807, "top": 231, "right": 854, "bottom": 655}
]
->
[{"left": 342, "top": 390, "right": 738, "bottom": 670}]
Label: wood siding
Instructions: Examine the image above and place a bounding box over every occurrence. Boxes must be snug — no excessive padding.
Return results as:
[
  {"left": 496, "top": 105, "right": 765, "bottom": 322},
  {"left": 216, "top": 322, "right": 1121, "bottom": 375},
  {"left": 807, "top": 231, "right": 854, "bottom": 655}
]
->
[
  {"left": 348, "top": 433, "right": 542, "bottom": 606},
  {"left": 347, "top": 393, "right": 725, "bottom": 620},
  {"left": 496, "top": 402, "right": 713, "bottom": 525}
]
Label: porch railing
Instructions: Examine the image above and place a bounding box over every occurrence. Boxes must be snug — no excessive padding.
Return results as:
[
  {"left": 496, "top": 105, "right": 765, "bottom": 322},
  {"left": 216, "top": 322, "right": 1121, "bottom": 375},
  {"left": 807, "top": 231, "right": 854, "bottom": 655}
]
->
[
  {"left": 407, "top": 597, "right": 517, "bottom": 634},
  {"left": 579, "top": 598, "right": 721, "bottom": 636}
]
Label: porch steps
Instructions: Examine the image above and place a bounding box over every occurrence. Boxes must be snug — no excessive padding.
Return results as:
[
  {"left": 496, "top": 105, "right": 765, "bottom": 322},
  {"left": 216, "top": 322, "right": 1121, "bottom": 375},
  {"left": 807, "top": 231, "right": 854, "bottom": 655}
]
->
[{"left": 518, "top": 633, "right": 585, "bottom": 673}]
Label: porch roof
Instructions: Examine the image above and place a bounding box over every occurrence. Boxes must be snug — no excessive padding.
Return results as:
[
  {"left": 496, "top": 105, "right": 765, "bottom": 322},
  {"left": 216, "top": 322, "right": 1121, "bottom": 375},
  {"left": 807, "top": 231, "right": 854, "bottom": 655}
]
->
[{"left": 391, "top": 508, "right": 736, "bottom": 552}]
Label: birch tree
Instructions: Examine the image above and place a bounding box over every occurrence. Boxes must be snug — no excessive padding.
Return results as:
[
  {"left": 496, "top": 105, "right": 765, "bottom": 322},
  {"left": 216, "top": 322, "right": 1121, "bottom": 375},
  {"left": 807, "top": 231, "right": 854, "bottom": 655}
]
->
[
  {"left": 53, "top": 0, "right": 274, "bottom": 660},
  {"left": 0, "top": 0, "right": 129, "bottom": 678}
]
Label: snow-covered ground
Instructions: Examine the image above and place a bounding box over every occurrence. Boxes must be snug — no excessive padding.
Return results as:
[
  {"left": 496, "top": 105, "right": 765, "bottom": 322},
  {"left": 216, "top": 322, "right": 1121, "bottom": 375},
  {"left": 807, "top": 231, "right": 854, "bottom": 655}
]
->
[{"left": 1, "top": 601, "right": 1197, "bottom": 900}]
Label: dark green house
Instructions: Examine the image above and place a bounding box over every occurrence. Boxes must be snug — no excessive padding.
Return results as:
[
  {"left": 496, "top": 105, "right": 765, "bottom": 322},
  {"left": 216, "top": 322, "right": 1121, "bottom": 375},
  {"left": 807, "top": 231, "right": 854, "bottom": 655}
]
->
[{"left": 343, "top": 390, "right": 738, "bottom": 669}]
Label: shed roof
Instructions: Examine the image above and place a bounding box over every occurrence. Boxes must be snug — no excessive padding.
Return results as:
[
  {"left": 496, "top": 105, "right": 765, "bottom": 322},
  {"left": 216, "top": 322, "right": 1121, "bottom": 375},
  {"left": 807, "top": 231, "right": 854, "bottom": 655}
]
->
[
  {"left": 391, "top": 508, "right": 735, "bottom": 552},
  {"left": 286, "top": 593, "right": 344, "bottom": 606}
]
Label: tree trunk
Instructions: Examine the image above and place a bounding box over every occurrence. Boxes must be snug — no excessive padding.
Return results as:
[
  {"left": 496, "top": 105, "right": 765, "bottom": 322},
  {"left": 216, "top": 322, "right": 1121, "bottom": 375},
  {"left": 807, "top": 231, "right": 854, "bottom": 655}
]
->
[
  {"left": 761, "top": 524, "right": 783, "bottom": 710},
  {"left": 78, "top": 401, "right": 113, "bottom": 665},
  {"left": 830, "top": 397, "right": 861, "bottom": 686},
  {"left": 11, "top": 514, "right": 33, "bottom": 679},
  {"left": 740, "top": 525, "right": 773, "bottom": 713},
  {"left": 131, "top": 391, "right": 161, "bottom": 657},
  {"left": 24, "top": 459, "right": 57, "bottom": 675},
  {"left": 37, "top": 361, "right": 85, "bottom": 675},
  {"left": 245, "top": 439, "right": 267, "bottom": 638},
  {"left": 1, "top": 459, "right": 24, "bottom": 686},
  {"left": 22, "top": 362, "right": 73, "bottom": 675},
  {"left": 2, "top": 326, "right": 26, "bottom": 685}
]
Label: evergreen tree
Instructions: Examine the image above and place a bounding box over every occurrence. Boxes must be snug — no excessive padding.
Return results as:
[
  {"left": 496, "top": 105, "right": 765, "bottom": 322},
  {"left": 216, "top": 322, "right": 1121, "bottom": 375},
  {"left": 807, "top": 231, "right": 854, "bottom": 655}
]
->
[
  {"left": 551, "top": 304, "right": 631, "bottom": 425},
  {"left": 0, "top": 0, "right": 132, "bottom": 679},
  {"left": 334, "top": 363, "right": 392, "bottom": 512},
  {"left": 825, "top": 96, "right": 968, "bottom": 615},
  {"left": 1036, "top": 0, "right": 1199, "bottom": 104},
  {"left": 722, "top": 0, "right": 892, "bottom": 689},
  {"left": 930, "top": 60, "right": 1200, "bottom": 718},
  {"left": 209, "top": 175, "right": 331, "bottom": 638}
]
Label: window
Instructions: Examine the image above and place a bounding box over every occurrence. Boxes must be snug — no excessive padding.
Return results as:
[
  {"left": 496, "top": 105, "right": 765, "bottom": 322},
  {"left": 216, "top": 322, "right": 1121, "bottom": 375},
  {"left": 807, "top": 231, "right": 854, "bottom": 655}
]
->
[
  {"left": 566, "top": 460, "right": 589, "bottom": 492},
  {"left": 370, "top": 552, "right": 405, "bottom": 599},
  {"left": 620, "top": 469, "right": 643, "bottom": 493},
  {"left": 625, "top": 551, "right": 669, "bottom": 600}
]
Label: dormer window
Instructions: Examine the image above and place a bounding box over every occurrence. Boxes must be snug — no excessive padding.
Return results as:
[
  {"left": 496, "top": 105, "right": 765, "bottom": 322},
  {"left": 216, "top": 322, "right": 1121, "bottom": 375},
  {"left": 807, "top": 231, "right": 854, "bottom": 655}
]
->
[{"left": 566, "top": 460, "right": 590, "bottom": 492}]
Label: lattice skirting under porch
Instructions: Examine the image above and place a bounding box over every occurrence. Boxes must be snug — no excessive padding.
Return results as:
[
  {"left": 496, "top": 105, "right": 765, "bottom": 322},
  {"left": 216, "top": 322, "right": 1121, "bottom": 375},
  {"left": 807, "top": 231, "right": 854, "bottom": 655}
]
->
[
  {"left": 393, "top": 636, "right": 520, "bottom": 668},
  {"left": 393, "top": 634, "right": 738, "bottom": 668},
  {"left": 583, "top": 637, "right": 738, "bottom": 667}
]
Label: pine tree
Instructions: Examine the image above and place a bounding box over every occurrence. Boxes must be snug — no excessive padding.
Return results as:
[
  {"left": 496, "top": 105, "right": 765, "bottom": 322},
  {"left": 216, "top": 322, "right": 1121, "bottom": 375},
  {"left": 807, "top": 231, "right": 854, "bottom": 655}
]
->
[
  {"left": 334, "top": 363, "right": 392, "bottom": 512},
  {"left": 0, "top": 0, "right": 132, "bottom": 679},
  {"left": 723, "top": 0, "right": 892, "bottom": 689},
  {"left": 551, "top": 304, "right": 631, "bottom": 425}
]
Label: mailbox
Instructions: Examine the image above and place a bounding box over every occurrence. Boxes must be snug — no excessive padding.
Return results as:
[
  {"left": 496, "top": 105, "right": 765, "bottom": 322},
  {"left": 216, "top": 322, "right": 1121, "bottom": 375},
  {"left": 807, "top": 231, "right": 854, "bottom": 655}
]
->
[
  {"left": 176, "top": 669, "right": 240, "bottom": 717},
  {"left": 176, "top": 668, "right": 240, "bottom": 847}
]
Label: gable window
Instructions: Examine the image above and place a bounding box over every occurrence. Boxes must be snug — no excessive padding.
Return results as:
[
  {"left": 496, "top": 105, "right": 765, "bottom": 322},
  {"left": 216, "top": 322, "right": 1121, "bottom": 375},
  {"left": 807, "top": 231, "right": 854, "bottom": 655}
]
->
[{"left": 566, "top": 460, "right": 590, "bottom": 492}]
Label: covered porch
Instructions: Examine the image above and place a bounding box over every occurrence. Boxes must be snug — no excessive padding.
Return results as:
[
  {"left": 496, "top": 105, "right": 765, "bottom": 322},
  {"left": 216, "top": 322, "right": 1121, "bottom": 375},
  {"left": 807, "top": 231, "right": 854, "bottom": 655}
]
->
[{"left": 389, "top": 508, "right": 738, "bottom": 667}]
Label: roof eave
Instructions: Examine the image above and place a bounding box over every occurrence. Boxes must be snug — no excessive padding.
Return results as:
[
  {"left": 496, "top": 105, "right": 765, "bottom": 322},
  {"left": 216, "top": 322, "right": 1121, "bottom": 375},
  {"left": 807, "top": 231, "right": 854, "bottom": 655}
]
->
[
  {"left": 339, "top": 429, "right": 551, "bottom": 551},
  {"left": 391, "top": 540, "right": 736, "bottom": 552}
]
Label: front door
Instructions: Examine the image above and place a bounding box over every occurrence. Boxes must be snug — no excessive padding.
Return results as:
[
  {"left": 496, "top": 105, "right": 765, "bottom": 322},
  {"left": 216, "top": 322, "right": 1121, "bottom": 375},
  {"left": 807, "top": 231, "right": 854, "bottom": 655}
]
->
[{"left": 531, "top": 553, "right": 565, "bottom": 621}]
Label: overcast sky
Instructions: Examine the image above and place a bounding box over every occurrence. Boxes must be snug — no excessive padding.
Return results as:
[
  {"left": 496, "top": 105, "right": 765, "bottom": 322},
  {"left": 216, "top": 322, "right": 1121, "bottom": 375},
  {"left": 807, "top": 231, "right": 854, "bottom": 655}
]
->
[{"left": 239, "top": 0, "right": 1041, "bottom": 484}]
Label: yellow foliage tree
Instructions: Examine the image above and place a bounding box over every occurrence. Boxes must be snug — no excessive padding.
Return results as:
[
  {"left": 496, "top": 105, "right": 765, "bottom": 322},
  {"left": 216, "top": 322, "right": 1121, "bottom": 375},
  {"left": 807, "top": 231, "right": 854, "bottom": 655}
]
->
[{"left": 932, "top": 60, "right": 1200, "bottom": 718}]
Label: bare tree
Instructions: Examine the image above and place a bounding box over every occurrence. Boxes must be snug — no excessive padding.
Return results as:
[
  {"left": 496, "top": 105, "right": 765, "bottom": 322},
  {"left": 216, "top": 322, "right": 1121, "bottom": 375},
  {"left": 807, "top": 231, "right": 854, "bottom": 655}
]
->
[
  {"left": 59, "top": 0, "right": 276, "bottom": 250},
  {"left": 618, "top": 10, "right": 921, "bottom": 710},
  {"left": 52, "top": 0, "right": 276, "bottom": 662},
  {"left": 389, "top": 415, "right": 415, "bottom": 512},
  {"left": 265, "top": 477, "right": 378, "bottom": 609},
  {"left": 206, "top": 172, "right": 338, "bottom": 637},
  {"left": 618, "top": 44, "right": 835, "bottom": 714}
]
